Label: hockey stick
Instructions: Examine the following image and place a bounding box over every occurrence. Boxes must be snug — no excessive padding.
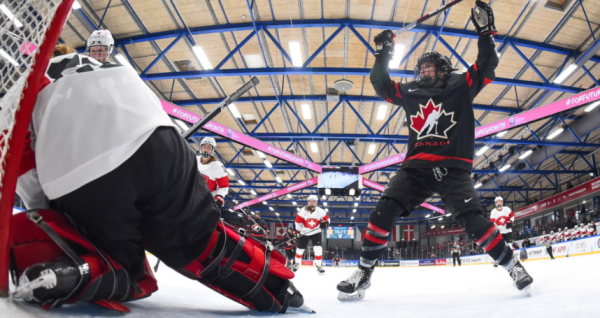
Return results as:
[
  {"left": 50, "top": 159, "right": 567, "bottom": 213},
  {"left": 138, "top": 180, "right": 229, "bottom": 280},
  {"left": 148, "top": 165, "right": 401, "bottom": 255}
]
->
[
  {"left": 274, "top": 227, "right": 322, "bottom": 248},
  {"left": 182, "top": 76, "right": 260, "bottom": 140},
  {"left": 153, "top": 259, "right": 161, "bottom": 272},
  {"left": 393, "top": 0, "right": 465, "bottom": 35}
]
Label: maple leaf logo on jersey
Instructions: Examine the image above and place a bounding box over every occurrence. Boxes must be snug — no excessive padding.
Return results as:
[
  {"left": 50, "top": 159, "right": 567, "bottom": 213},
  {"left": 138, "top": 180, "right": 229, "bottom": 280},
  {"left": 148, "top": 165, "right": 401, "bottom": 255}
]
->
[{"left": 409, "top": 99, "right": 457, "bottom": 140}]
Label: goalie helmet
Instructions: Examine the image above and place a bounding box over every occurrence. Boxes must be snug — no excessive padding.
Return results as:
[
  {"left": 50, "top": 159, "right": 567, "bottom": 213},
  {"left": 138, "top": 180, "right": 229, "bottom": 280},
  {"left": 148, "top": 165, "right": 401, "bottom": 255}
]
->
[
  {"left": 200, "top": 137, "right": 217, "bottom": 158},
  {"left": 86, "top": 29, "right": 114, "bottom": 63},
  {"left": 414, "top": 51, "right": 454, "bottom": 88},
  {"left": 307, "top": 195, "right": 319, "bottom": 203}
]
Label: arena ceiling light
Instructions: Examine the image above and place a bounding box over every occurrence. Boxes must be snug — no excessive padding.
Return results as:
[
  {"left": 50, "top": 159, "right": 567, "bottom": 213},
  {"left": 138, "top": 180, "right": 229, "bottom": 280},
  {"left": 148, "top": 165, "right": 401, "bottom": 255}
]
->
[
  {"left": 547, "top": 127, "right": 565, "bottom": 140},
  {"left": 113, "top": 53, "right": 130, "bottom": 67},
  {"left": 310, "top": 142, "right": 319, "bottom": 153},
  {"left": 499, "top": 164, "right": 511, "bottom": 172},
  {"left": 352, "top": 209, "right": 356, "bottom": 213},
  {"left": 585, "top": 101, "right": 600, "bottom": 112},
  {"left": 325, "top": 208, "right": 329, "bottom": 212},
  {"left": 256, "top": 151, "right": 265, "bottom": 159},
  {"left": 301, "top": 103, "right": 312, "bottom": 119},
  {"left": 354, "top": 202, "right": 358, "bottom": 207},
  {"left": 0, "top": 49, "right": 19, "bottom": 67},
  {"left": 351, "top": 216, "right": 355, "bottom": 220},
  {"left": 237, "top": 180, "right": 246, "bottom": 186},
  {"left": 226, "top": 168, "right": 235, "bottom": 176},
  {"left": 368, "top": 144, "right": 376, "bottom": 155},
  {"left": 441, "top": 225, "right": 445, "bottom": 229},
  {"left": 446, "top": 213, "right": 452, "bottom": 217},
  {"left": 0, "top": 4, "right": 23, "bottom": 28},
  {"left": 325, "top": 188, "right": 331, "bottom": 195},
  {"left": 275, "top": 212, "right": 280, "bottom": 216},
  {"left": 72, "top": 1, "right": 82, "bottom": 10},
  {"left": 553, "top": 63, "right": 577, "bottom": 84},
  {"left": 425, "top": 214, "right": 431, "bottom": 218},
  {"left": 192, "top": 45, "right": 213, "bottom": 70},
  {"left": 250, "top": 189, "right": 257, "bottom": 195},
  {"left": 376, "top": 104, "right": 388, "bottom": 120},
  {"left": 496, "top": 131, "right": 508, "bottom": 138},
  {"left": 286, "top": 194, "right": 292, "bottom": 199},
  {"left": 431, "top": 225, "right": 436, "bottom": 229},
  {"left": 263, "top": 159, "right": 272, "bottom": 168},
  {"left": 518, "top": 150, "right": 533, "bottom": 159},
  {"left": 292, "top": 201, "right": 297, "bottom": 206},
  {"left": 289, "top": 41, "right": 303, "bottom": 67},
  {"left": 474, "top": 182, "right": 483, "bottom": 188},
  {"left": 275, "top": 176, "right": 282, "bottom": 183},
  {"left": 388, "top": 44, "right": 405, "bottom": 69},
  {"left": 323, "top": 202, "right": 328, "bottom": 206},
  {"left": 349, "top": 188, "right": 356, "bottom": 196},
  {"left": 228, "top": 103, "right": 242, "bottom": 118},
  {"left": 475, "top": 146, "right": 489, "bottom": 156},
  {"left": 269, "top": 207, "right": 274, "bottom": 211},
  {"left": 262, "top": 201, "right": 268, "bottom": 205}
]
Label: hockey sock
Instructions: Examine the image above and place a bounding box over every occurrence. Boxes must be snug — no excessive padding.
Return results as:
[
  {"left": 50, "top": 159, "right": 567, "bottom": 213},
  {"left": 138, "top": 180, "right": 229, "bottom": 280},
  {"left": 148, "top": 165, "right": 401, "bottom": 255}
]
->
[
  {"left": 313, "top": 246, "right": 323, "bottom": 267},
  {"left": 360, "top": 197, "right": 407, "bottom": 267},
  {"left": 456, "top": 211, "right": 514, "bottom": 269},
  {"left": 295, "top": 249, "right": 304, "bottom": 264}
]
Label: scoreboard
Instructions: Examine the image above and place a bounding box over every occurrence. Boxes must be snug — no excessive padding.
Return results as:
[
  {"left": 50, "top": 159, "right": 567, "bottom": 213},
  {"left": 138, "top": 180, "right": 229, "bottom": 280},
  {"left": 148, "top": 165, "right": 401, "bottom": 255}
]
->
[{"left": 326, "top": 226, "right": 355, "bottom": 239}]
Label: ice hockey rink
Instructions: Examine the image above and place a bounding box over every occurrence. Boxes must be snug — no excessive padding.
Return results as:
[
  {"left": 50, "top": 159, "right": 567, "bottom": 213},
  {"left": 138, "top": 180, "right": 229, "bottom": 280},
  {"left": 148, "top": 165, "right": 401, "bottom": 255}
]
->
[{"left": 2, "top": 252, "right": 599, "bottom": 318}]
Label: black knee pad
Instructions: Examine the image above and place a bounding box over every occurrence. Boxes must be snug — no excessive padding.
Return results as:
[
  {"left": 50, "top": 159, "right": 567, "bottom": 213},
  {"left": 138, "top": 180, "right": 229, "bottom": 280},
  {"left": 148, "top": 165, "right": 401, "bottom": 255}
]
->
[
  {"left": 456, "top": 211, "right": 512, "bottom": 265},
  {"left": 374, "top": 197, "right": 409, "bottom": 222}
]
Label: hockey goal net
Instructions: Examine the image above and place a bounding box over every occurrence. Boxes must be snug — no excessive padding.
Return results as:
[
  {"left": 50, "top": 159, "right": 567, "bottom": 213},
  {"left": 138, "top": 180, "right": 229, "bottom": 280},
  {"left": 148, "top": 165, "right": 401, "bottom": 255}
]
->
[{"left": 0, "top": 0, "right": 75, "bottom": 297}]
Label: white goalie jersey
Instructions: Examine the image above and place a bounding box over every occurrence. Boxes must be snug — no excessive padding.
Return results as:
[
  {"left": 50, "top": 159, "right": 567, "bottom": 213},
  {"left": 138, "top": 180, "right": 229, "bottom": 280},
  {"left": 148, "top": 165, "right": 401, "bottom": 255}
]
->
[{"left": 295, "top": 206, "right": 330, "bottom": 236}]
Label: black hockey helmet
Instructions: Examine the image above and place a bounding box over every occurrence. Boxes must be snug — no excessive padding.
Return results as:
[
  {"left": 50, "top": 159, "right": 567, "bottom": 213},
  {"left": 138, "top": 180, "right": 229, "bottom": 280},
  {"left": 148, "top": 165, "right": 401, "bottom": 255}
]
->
[{"left": 414, "top": 52, "right": 454, "bottom": 87}]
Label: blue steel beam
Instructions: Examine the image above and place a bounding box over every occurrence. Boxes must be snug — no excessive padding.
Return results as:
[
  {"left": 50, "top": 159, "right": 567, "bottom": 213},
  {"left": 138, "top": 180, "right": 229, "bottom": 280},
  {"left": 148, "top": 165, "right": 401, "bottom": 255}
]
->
[
  {"left": 174, "top": 95, "right": 517, "bottom": 113},
  {"left": 222, "top": 163, "right": 590, "bottom": 175},
  {"left": 304, "top": 25, "right": 346, "bottom": 67},
  {"left": 107, "top": 20, "right": 600, "bottom": 64},
  {"left": 192, "top": 132, "right": 600, "bottom": 148},
  {"left": 141, "top": 34, "right": 184, "bottom": 75},
  {"left": 214, "top": 30, "right": 256, "bottom": 70},
  {"left": 140, "top": 67, "right": 582, "bottom": 93}
]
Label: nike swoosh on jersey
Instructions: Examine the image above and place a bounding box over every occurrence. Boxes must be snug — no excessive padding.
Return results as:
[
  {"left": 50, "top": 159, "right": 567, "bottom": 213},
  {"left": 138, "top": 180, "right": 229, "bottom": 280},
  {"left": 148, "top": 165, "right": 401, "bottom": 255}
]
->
[
  {"left": 464, "top": 198, "right": 473, "bottom": 202},
  {"left": 408, "top": 88, "right": 418, "bottom": 92}
]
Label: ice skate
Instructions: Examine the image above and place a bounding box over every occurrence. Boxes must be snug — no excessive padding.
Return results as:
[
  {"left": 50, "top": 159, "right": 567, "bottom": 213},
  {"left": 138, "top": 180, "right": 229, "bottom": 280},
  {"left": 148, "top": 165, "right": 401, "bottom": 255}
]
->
[
  {"left": 291, "top": 262, "right": 299, "bottom": 272},
  {"left": 13, "top": 259, "right": 83, "bottom": 304},
  {"left": 284, "top": 281, "right": 316, "bottom": 313},
  {"left": 337, "top": 266, "right": 373, "bottom": 301},
  {"left": 508, "top": 261, "right": 534, "bottom": 295},
  {"left": 316, "top": 265, "right": 325, "bottom": 274}
]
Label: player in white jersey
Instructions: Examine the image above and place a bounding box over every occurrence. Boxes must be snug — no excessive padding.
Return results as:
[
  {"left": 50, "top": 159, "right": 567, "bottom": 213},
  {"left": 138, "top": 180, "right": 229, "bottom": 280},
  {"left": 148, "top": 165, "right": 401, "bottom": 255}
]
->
[
  {"left": 564, "top": 227, "right": 572, "bottom": 241},
  {"left": 573, "top": 225, "right": 580, "bottom": 240},
  {"left": 85, "top": 29, "right": 114, "bottom": 64},
  {"left": 294, "top": 195, "right": 330, "bottom": 273},
  {"left": 196, "top": 137, "right": 229, "bottom": 208},
  {"left": 557, "top": 229, "right": 564, "bottom": 242},
  {"left": 587, "top": 223, "right": 597, "bottom": 236},
  {"left": 550, "top": 231, "right": 556, "bottom": 244},
  {"left": 579, "top": 223, "right": 587, "bottom": 238},
  {"left": 490, "top": 197, "right": 514, "bottom": 268}
]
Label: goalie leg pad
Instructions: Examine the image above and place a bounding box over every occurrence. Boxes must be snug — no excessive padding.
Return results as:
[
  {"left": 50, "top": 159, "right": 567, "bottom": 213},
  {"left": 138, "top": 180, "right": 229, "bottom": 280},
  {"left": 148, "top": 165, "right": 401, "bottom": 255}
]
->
[
  {"left": 178, "top": 222, "right": 304, "bottom": 313},
  {"left": 10, "top": 210, "right": 158, "bottom": 311}
]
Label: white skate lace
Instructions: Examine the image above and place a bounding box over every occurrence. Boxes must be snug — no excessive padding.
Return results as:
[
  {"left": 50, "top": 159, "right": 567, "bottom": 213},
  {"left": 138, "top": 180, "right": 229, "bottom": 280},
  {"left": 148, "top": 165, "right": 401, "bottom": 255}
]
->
[
  {"left": 433, "top": 168, "right": 448, "bottom": 181},
  {"left": 347, "top": 269, "right": 367, "bottom": 286}
]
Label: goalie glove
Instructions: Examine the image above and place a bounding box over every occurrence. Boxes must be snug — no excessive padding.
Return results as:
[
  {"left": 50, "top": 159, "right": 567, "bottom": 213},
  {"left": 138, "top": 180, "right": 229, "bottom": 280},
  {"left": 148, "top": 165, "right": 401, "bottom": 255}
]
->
[
  {"left": 374, "top": 30, "right": 396, "bottom": 60},
  {"left": 471, "top": 0, "right": 497, "bottom": 36}
]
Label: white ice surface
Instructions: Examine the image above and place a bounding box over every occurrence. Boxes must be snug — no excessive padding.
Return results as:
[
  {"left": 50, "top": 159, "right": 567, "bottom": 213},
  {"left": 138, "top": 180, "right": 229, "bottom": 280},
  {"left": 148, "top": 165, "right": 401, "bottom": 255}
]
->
[{"left": 2, "top": 253, "right": 600, "bottom": 317}]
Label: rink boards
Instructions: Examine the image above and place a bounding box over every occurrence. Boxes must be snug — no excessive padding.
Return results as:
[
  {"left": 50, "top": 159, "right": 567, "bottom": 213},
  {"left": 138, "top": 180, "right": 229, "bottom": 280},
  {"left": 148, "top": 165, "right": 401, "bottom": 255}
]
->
[{"left": 301, "top": 235, "right": 600, "bottom": 268}]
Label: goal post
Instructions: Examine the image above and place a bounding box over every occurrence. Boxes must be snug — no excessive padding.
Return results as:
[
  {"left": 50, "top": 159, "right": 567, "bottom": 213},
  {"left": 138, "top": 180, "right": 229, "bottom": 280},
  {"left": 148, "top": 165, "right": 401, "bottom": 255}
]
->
[{"left": 0, "top": 0, "right": 76, "bottom": 297}]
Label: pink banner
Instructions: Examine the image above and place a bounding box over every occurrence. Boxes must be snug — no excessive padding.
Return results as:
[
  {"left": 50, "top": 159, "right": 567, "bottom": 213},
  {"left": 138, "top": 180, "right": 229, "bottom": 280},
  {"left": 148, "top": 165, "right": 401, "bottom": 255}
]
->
[
  {"left": 361, "top": 179, "right": 445, "bottom": 214},
  {"left": 475, "top": 86, "right": 600, "bottom": 139},
  {"left": 514, "top": 176, "right": 600, "bottom": 220},
  {"left": 359, "top": 153, "right": 406, "bottom": 174},
  {"left": 233, "top": 177, "right": 319, "bottom": 210},
  {"left": 426, "top": 227, "right": 465, "bottom": 237},
  {"left": 161, "top": 100, "right": 322, "bottom": 173}
]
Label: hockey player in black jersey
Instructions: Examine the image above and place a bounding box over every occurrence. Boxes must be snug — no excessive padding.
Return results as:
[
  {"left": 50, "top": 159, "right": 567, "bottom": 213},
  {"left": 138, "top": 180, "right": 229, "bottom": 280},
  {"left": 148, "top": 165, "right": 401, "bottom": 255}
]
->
[{"left": 338, "top": 1, "right": 533, "bottom": 301}]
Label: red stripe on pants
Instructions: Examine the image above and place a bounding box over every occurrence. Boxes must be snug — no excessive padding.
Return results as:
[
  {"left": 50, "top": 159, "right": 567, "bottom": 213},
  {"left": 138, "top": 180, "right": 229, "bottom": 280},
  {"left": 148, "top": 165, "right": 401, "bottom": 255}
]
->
[
  {"left": 368, "top": 222, "right": 389, "bottom": 236},
  {"left": 484, "top": 233, "right": 503, "bottom": 252},
  {"left": 475, "top": 226, "right": 496, "bottom": 245},
  {"left": 365, "top": 233, "right": 387, "bottom": 245}
]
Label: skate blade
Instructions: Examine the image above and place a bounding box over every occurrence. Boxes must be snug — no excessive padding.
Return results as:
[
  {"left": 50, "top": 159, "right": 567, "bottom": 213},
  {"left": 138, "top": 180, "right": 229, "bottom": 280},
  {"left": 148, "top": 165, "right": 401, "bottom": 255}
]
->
[
  {"left": 337, "top": 290, "right": 366, "bottom": 301},
  {"left": 523, "top": 284, "right": 534, "bottom": 297},
  {"left": 289, "top": 303, "right": 316, "bottom": 313}
]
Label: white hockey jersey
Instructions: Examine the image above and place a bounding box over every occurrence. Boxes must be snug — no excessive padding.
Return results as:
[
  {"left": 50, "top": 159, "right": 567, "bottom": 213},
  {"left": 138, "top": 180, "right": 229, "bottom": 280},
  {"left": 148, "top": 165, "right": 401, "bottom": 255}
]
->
[
  {"left": 550, "top": 234, "right": 556, "bottom": 244},
  {"left": 588, "top": 225, "right": 597, "bottom": 236},
  {"left": 557, "top": 231, "right": 564, "bottom": 242},
  {"left": 15, "top": 53, "right": 175, "bottom": 208},
  {"left": 490, "top": 206, "right": 514, "bottom": 234},
  {"left": 564, "top": 229, "right": 572, "bottom": 240},
  {"left": 295, "top": 206, "right": 330, "bottom": 236},
  {"left": 572, "top": 228, "right": 580, "bottom": 239},
  {"left": 197, "top": 159, "right": 229, "bottom": 199}
]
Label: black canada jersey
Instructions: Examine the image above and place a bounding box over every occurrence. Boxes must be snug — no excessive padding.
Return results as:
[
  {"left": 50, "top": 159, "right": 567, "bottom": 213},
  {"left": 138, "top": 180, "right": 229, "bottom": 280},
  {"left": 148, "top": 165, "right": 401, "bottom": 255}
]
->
[{"left": 370, "top": 35, "right": 498, "bottom": 172}]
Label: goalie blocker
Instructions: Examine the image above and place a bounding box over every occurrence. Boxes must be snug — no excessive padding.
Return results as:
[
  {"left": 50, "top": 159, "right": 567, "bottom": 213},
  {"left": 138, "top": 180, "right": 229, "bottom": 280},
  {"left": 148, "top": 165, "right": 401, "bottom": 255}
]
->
[{"left": 10, "top": 210, "right": 308, "bottom": 313}]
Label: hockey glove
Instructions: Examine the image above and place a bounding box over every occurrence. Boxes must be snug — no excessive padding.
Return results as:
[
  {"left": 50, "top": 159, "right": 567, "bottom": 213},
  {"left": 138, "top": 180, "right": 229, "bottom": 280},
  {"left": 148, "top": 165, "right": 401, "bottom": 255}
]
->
[
  {"left": 506, "top": 222, "right": 513, "bottom": 229},
  {"left": 374, "top": 30, "right": 396, "bottom": 60},
  {"left": 471, "top": 0, "right": 497, "bottom": 36},
  {"left": 215, "top": 195, "right": 224, "bottom": 208},
  {"left": 320, "top": 220, "right": 330, "bottom": 229}
]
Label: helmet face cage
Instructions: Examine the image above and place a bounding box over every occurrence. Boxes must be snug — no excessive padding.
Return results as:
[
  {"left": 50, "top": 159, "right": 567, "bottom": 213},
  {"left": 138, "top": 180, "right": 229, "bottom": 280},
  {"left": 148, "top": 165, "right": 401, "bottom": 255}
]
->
[
  {"left": 200, "top": 137, "right": 217, "bottom": 158},
  {"left": 414, "top": 52, "right": 453, "bottom": 84},
  {"left": 86, "top": 30, "right": 114, "bottom": 63}
]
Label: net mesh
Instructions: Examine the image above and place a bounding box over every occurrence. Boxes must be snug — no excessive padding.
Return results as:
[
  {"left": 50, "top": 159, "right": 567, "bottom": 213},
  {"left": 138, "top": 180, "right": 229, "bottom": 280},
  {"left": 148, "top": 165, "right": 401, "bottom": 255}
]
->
[
  {"left": 0, "top": 0, "right": 72, "bottom": 296},
  {"left": 0, "top": 0, "right": 63, "bottom": 183}
]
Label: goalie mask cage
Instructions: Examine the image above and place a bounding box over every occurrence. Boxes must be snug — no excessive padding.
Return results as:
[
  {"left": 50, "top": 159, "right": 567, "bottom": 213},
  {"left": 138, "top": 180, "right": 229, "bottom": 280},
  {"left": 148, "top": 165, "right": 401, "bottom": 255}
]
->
[{"left": 0, "top": 0, "right": 75, "bottom": 297}]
